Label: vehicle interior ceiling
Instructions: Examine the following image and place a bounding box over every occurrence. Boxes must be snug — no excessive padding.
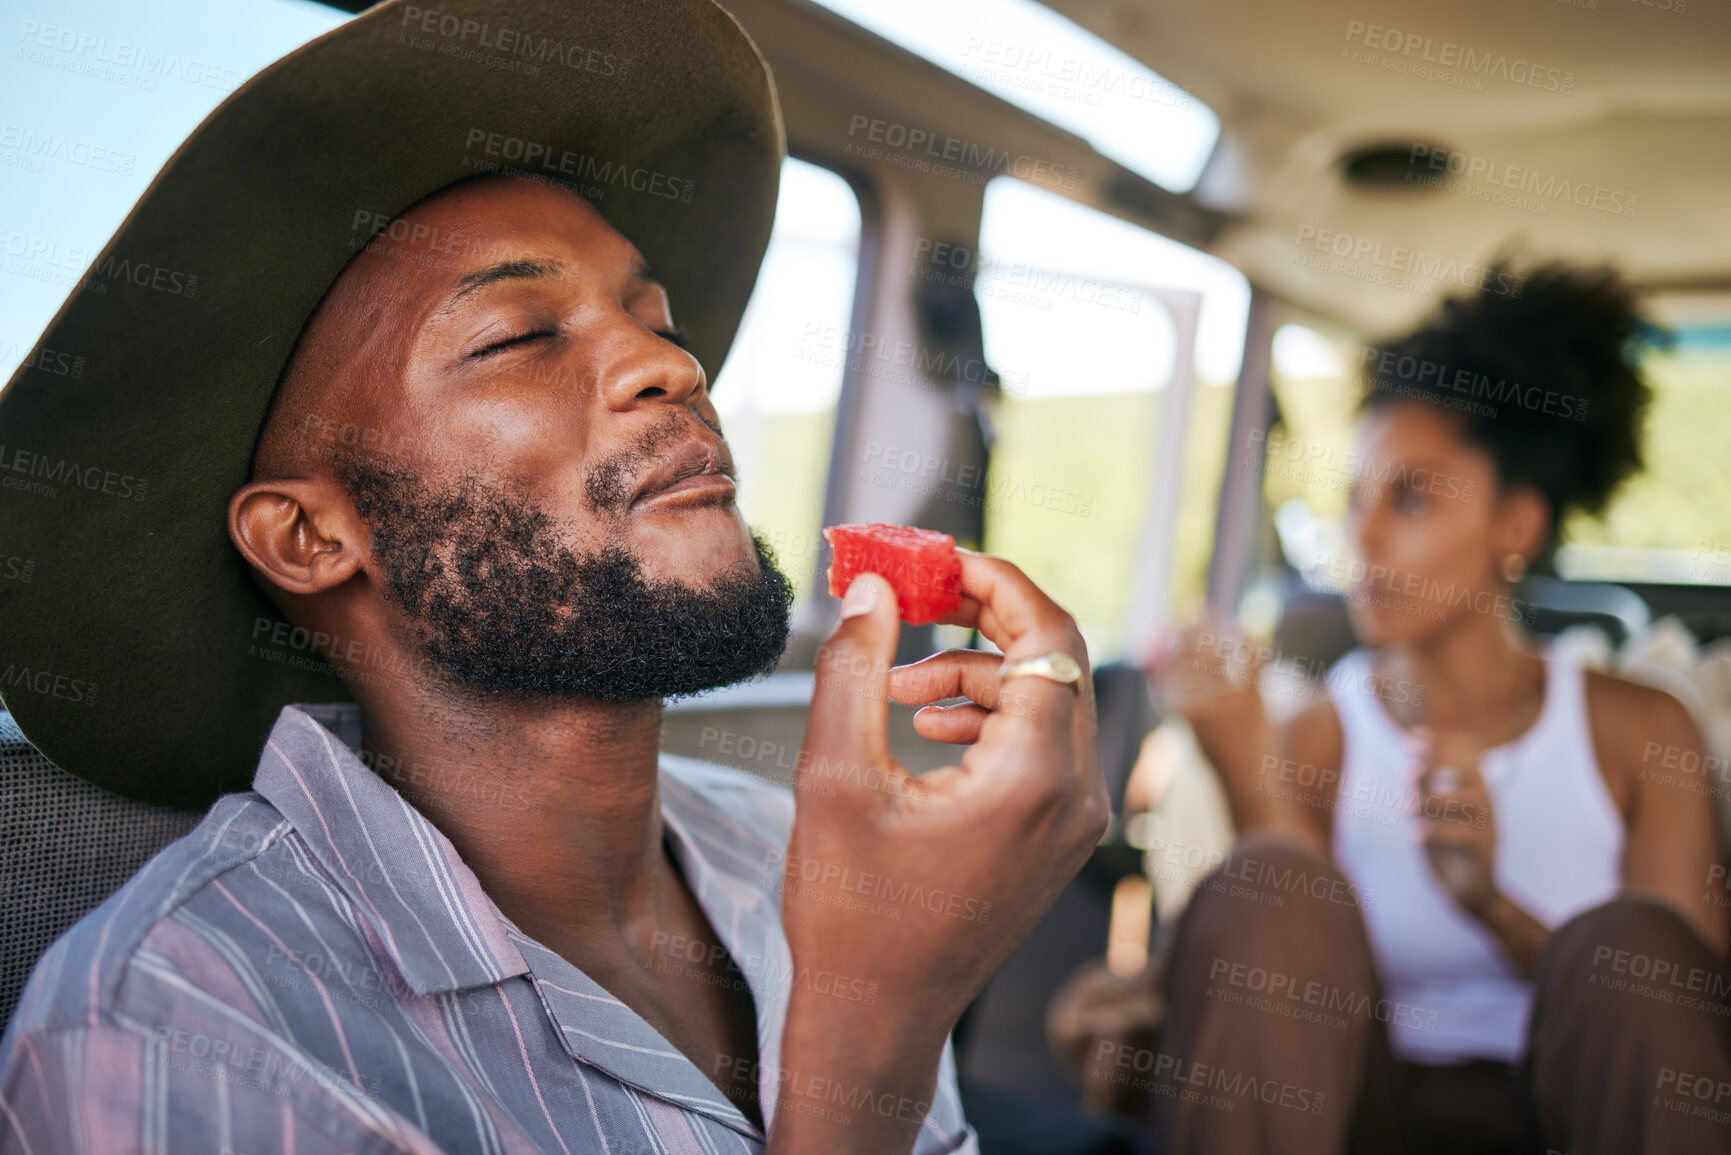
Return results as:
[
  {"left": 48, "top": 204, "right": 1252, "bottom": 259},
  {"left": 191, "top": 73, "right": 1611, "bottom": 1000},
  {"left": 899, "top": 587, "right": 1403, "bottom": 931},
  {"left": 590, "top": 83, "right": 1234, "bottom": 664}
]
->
[{"left": 655, "top": 0, "right": 1731, "bottom": 1106}]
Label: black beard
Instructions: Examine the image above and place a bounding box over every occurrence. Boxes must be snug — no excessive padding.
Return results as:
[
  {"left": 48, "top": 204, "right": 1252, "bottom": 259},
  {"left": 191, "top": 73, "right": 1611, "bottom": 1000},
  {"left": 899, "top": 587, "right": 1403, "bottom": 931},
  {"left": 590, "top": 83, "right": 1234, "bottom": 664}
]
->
[{"left": 336, "top": 456, "right": 793, "bottom": 702}]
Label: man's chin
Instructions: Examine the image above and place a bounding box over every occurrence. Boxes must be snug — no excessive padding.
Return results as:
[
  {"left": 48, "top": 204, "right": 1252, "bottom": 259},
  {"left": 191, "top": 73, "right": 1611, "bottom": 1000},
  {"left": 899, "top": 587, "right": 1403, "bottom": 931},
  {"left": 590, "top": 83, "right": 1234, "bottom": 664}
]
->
[
  {"left": 343, "top": 457, "right": 794, "bottom": 705},
  {"left": 409, "top": 531, "right": 794, "bottom": 705}
]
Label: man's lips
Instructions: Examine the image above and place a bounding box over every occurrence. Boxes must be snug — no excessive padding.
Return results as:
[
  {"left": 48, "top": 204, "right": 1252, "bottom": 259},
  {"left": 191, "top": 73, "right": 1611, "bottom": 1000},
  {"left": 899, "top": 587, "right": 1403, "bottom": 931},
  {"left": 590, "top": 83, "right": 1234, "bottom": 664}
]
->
[{"left": 630, "top": 438, "right": 736, "bottom": 508}]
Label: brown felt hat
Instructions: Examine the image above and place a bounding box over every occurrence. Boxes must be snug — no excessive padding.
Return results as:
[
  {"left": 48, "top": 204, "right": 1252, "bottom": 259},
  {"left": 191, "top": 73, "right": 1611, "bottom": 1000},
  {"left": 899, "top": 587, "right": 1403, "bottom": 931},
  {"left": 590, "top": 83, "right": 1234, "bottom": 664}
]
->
[{"left": 0, "top": 0, "right": 784, "bottom": 809}]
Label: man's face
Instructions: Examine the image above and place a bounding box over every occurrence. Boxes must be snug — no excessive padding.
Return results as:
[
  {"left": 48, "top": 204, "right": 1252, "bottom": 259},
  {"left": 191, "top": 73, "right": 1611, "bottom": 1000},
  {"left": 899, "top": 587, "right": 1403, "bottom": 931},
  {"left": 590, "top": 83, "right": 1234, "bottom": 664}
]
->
[{"left": 253, "top": 174, "right": 792, "bottom": 700}]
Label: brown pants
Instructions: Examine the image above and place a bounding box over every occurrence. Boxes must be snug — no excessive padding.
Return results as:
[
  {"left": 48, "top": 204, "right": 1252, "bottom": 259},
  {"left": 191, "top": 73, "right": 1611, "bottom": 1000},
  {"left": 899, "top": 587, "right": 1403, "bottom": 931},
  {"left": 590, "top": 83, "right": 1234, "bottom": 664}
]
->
[{"left": 1146, "top": 834, "right": 1731, "bottom": 1155}]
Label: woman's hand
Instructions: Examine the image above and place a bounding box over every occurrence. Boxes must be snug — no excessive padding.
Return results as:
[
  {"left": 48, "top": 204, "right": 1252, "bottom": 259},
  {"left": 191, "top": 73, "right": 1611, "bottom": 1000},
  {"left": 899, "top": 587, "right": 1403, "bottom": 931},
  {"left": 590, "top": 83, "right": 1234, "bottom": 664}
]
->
[
  {"left": 1142, "top": 614, "right": 1266, "bottom": 731},
  {"left": 1413, "top": 727, "right": 1500, "bottom": 916},
  {"left": 1412, "top": 727, "right": 1556, "bottom": 975}
]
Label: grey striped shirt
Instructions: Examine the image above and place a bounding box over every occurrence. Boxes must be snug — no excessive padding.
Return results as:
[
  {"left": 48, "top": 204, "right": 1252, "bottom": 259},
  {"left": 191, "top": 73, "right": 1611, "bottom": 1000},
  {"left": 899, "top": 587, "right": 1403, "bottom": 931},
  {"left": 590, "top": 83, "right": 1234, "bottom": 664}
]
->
[{"left": 0, "top": 704, "right": 976, "bottom": 1153}]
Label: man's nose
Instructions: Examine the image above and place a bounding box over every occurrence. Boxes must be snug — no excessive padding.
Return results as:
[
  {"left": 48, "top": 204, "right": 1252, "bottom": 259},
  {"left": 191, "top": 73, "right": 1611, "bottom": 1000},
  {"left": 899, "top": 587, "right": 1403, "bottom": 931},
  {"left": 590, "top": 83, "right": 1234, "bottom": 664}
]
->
[{"left": 597, "top": 320, "right": 707, "bottom": 410}]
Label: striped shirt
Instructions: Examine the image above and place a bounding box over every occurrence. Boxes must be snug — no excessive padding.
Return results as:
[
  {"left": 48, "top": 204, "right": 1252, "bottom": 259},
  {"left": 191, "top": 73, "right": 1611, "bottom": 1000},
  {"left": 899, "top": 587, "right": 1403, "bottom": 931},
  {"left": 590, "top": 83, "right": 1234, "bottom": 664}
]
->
[{"left": 0, "top": 704, "right": 976, "bottom": 1153}]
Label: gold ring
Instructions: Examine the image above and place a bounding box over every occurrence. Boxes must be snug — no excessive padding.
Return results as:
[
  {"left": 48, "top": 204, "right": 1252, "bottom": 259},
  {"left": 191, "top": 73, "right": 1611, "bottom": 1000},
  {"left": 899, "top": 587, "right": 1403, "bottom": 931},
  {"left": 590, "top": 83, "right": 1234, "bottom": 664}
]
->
[{"left": 999, "top": 651, "right": 1082, "bottom": 691}]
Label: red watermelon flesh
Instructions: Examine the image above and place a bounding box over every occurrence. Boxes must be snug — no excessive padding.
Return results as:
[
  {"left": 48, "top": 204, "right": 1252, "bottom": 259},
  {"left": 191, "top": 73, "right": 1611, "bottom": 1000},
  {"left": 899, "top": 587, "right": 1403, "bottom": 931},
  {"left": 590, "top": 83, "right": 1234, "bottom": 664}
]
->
[{"left": 823, "top": 523, "right": 963, "bottom": 625}]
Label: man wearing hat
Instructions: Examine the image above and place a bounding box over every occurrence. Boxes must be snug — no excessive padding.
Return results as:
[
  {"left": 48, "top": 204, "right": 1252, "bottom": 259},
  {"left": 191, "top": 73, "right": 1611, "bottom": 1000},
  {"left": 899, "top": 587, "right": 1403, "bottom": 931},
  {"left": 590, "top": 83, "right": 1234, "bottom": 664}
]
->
[{"left": 0, "top": 0, "right": 1108, "bottom": 1150}]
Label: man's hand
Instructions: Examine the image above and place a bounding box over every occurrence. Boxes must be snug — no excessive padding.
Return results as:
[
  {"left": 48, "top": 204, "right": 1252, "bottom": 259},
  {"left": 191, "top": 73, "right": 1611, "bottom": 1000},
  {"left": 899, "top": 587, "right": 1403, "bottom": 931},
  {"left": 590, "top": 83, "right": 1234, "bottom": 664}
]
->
[{"left": 767, "top": 551, "right": 1109, "bottom": 1153}]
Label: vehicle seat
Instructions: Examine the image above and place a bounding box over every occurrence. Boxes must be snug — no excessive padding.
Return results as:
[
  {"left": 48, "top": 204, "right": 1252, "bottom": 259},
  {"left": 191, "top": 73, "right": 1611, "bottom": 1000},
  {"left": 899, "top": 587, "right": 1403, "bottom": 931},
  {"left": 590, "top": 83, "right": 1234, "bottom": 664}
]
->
[{"left": 0, "top": 710, "right": 201, "bottom": 1030}]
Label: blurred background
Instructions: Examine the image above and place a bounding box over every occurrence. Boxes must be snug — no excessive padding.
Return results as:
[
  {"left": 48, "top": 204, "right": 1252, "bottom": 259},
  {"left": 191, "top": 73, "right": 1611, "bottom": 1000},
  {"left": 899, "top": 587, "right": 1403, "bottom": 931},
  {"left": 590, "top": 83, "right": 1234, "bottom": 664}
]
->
[{"left": 5, "top": 0, "right": 1730, "bottom": 1150}]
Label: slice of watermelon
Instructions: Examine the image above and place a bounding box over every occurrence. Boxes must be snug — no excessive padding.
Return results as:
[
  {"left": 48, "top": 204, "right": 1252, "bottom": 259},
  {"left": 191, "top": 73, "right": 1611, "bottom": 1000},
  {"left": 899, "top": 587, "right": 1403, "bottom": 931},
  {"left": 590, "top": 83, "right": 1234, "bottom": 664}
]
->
[{"left": 823, "top": 523, "right": 963, "bottom": 625}]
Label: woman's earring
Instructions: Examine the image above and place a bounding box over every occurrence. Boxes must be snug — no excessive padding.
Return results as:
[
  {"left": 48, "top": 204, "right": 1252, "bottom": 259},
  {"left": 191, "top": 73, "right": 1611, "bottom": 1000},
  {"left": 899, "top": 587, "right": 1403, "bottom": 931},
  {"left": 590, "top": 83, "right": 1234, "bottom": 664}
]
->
[{"left": 1501, "top": 553, "right": 1528, "bottom": 584}]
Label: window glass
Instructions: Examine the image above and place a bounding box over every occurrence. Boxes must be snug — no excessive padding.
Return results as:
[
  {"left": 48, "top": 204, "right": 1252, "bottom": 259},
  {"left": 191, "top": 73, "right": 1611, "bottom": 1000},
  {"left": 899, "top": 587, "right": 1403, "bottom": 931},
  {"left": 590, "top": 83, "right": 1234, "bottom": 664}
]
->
[
  {"left": 1259, "top": 321, "right": 1363, "bottom": 595},
  {"left": 1558, "top": 321, "right": 1731, "bottom": 584},
  {"left": 711, "top": 159, "right": 863, "bottom": 606},
  {"left": 975, "top": 176, "right": 1248, "bottom": 660},
  {"left": 0, "top": 0, "right": 349, "bottom": 375},
  {"left": 1261, "top": 314, "right": 1731, "bottom": 591}
]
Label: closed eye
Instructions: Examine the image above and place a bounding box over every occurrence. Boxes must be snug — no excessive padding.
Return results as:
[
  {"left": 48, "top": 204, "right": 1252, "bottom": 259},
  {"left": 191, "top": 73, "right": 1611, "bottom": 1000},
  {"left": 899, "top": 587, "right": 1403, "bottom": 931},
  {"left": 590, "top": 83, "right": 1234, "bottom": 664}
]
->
[
  {"left": 471, "top": 329, "right": 556, "bottom": 359},
  {"left": 656, "top": 325, "right": 690, "bottom": 350}
]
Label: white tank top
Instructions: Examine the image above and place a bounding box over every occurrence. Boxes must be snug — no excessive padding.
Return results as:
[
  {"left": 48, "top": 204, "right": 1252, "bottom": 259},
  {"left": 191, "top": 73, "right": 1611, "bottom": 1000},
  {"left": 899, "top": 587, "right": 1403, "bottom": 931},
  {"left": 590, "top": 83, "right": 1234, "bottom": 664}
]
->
[{"left": 1329, "top": 646, "right": 1624, "bottom": 1063}]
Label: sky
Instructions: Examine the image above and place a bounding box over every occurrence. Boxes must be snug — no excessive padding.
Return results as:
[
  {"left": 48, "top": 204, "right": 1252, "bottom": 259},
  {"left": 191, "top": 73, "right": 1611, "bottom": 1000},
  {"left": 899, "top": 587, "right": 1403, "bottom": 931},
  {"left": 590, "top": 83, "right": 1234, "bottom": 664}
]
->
[{"left": 0, "top": 0, "right": 349, "bottom": 376}]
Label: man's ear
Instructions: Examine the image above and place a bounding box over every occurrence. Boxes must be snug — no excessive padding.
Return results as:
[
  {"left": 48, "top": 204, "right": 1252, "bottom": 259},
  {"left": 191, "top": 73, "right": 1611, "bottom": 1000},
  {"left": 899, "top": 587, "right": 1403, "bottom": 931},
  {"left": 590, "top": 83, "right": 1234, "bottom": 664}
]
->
[
  {"left": 1493, "top": 484, "right": 1551, "bottom": 568},
  {"left": 228, "top": 478, "right": 366, "bottom": 596}
]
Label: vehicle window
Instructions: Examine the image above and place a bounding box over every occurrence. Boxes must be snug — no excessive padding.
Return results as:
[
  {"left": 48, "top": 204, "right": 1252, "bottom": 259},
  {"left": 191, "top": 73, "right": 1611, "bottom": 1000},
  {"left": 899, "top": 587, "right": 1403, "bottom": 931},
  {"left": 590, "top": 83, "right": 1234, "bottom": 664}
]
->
[
  {"left": 1556, "top": 315, "right": 1731, "bottom": 584},
  {"left": 975, "top": 175, "right": 1249, "bottom": 660},
  {"left": 0, "top": 0, "right": 348, "bottom": 375},
  {"left": 1264, "top": 314, "right": 1731, "bottom": 593},
  {"left": 1259, "top": 321, "right": 1363, "bottom": 597},
  {"left": 711, "top": 159, "right": 863, "bottom": 607}
]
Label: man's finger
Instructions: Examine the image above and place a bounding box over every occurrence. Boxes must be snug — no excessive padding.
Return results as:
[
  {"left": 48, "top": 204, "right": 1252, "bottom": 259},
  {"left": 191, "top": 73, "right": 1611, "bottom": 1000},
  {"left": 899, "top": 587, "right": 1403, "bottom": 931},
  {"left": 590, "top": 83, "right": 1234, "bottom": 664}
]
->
[
  {"left": 947, "top": 550, "right": 1076, "bottom": 655},
  {"left": 889, "top": 650, "right": 1005, "bottom": 709},
  {"left": 911, "top": 703, "right": 991, "bottom": 745},
  {"left": 802, "top": 572, "right": 910, "bottom": 803}
]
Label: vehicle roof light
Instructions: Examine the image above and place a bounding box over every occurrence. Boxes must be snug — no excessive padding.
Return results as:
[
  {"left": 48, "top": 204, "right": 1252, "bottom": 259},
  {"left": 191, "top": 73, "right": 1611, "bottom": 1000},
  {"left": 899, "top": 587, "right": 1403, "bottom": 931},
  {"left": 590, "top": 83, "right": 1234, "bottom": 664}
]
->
[{"left": 810, "top": 0, "right": 1220, "bottom": 192}]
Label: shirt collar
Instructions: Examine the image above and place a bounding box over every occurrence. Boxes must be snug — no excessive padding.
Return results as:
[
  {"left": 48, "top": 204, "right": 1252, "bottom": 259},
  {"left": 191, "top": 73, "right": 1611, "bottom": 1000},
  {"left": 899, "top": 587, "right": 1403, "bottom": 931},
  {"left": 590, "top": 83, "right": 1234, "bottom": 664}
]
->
[{"left": 251, "top": 703, "right": 532, "bottom": 996}]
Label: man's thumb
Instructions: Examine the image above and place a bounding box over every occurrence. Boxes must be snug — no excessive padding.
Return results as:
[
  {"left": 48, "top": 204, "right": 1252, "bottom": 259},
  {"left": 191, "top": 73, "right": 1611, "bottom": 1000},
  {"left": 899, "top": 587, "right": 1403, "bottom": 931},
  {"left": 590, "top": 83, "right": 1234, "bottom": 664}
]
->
[{"left": 804, "top": 571, "right": 900, "bottom": 776}]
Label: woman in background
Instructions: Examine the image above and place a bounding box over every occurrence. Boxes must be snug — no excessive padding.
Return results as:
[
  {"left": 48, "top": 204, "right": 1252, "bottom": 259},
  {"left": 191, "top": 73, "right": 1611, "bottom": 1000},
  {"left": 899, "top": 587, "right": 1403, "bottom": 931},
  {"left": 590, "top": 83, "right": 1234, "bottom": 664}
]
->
[{"left": 1062, "top": 263, "right": 1731, "bottom": 1155}]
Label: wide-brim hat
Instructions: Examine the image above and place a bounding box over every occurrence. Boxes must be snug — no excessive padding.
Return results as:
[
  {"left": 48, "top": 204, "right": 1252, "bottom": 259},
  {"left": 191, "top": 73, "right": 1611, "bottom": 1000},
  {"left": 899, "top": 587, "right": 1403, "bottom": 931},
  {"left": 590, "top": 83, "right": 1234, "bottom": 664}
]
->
[{"left": 0, "top": 0, "right": 784, "bottom": 809}]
